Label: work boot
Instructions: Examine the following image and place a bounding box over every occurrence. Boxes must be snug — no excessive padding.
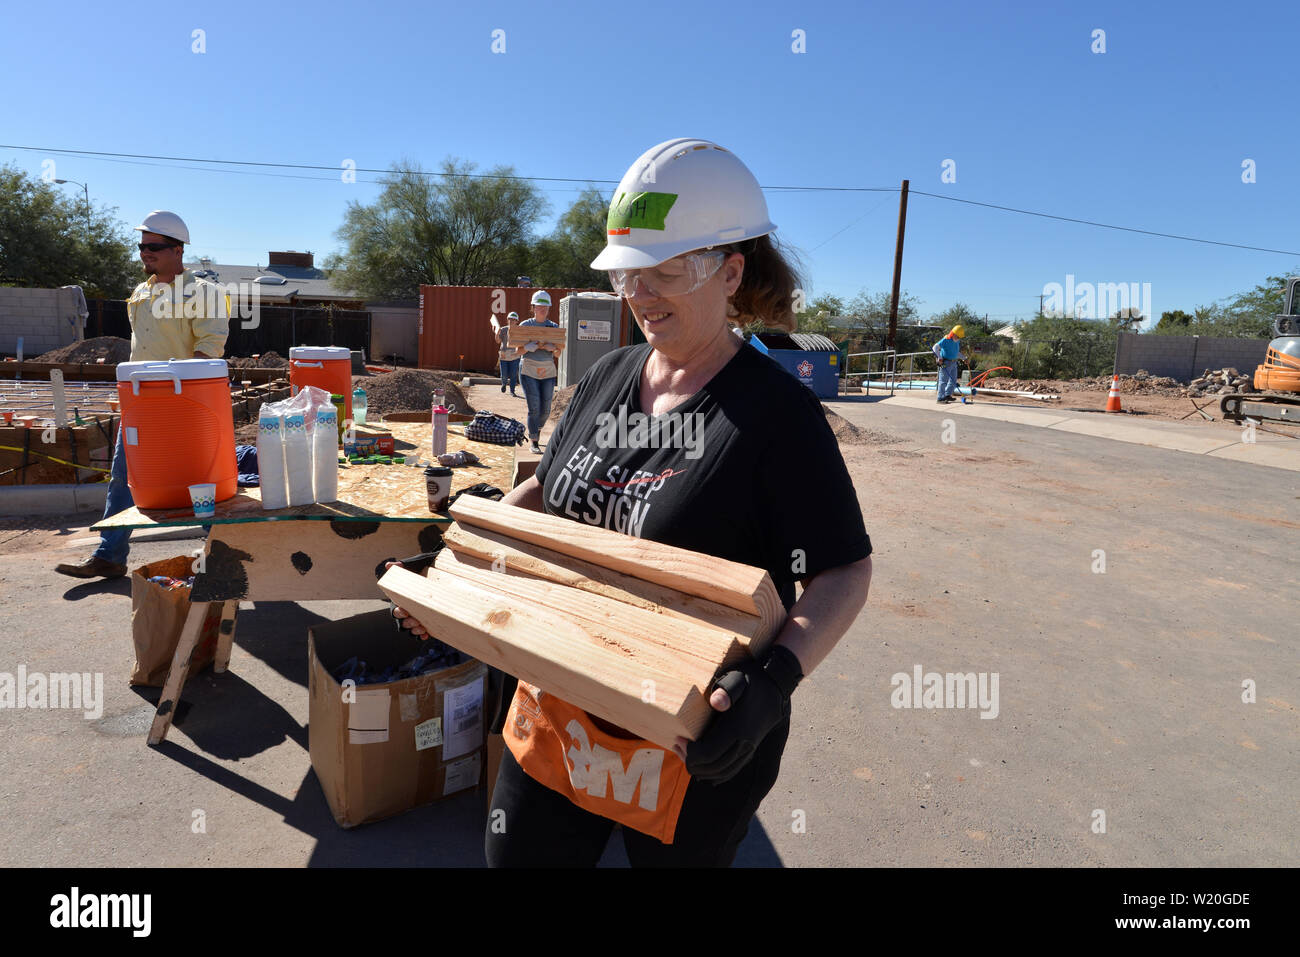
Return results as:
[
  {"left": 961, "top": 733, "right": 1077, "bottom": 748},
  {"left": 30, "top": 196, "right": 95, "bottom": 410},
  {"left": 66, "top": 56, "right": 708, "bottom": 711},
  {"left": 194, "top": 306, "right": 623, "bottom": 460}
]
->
[
  {"left": 55, "top": 555, "right": 128, "bottom": 579},
  {"left": 530, "top": 441, "right": 542, "bottom": 454},
  {"left": 500, "top": 383, "right": 506, "bottom": 393}
]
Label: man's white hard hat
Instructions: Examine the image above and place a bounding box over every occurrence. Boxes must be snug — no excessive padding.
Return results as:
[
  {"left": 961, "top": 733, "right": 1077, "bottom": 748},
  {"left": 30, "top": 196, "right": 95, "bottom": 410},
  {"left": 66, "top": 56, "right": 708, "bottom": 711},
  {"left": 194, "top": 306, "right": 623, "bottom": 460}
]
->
[
  {"left": 590, "top": 138, "right": 776, "bottom": 271},
  {"left": 134, "top": 210, "right": 190, "bottom": 245}
]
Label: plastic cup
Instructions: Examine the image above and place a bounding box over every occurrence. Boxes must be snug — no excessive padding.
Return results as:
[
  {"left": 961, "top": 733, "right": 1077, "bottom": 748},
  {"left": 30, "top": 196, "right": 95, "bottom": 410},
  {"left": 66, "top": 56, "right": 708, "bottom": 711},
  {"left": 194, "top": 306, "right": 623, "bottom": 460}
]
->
[
  {"left": 1, "top": 411, "right": 12, "bottom": 425},
  {"left": 188, "top": 483, "right": 217, "bottom": 518}
]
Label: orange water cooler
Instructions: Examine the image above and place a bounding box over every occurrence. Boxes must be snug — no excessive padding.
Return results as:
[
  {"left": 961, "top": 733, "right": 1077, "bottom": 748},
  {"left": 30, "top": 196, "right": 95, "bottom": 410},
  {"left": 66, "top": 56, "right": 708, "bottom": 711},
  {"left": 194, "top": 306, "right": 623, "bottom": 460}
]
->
[
  {"left": 116, "top": 359, "right": 237, "bottom": 509},
  {"left": 290, "top": 346, "right": 353, "bottom": 419}
]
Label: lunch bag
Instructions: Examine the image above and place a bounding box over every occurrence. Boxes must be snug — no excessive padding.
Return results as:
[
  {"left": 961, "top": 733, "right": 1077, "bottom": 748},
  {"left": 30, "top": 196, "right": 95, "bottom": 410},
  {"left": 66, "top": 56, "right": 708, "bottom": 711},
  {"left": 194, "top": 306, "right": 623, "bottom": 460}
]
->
[{"left": 464, "top": 410, "right": 526, "bottom": 446}]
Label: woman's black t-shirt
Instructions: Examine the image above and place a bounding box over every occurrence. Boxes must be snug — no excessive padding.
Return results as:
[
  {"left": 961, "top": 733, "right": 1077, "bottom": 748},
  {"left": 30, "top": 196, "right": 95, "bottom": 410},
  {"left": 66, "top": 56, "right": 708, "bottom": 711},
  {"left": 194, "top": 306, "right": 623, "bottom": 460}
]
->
[{"left": 535, "top": 342, "right": 871, "bottom": 610}]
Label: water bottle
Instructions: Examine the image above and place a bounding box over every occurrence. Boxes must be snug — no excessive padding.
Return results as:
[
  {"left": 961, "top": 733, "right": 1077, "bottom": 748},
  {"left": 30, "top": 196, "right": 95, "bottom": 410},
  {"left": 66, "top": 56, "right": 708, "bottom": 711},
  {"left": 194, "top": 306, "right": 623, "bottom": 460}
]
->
[
  {"left": 432, "top": 403, "right": 449, "bottom": 457},
  {"left": 352, "top": 388, "right": 367, "bottom": 426}
]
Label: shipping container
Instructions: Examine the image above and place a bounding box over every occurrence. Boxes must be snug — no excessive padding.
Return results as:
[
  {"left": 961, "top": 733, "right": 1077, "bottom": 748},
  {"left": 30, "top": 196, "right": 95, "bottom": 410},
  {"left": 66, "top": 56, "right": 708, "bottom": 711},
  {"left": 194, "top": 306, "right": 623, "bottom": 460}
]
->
[{"left": 417, "top": 286, "right": 630, "bottom": 373}]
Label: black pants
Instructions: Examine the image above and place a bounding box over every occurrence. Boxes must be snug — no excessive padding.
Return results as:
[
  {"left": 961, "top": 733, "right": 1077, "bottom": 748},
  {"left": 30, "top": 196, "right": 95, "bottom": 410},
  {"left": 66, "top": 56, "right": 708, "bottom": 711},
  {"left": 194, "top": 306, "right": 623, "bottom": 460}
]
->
[{"left": 484, "top": 713, "right": 790, "bottom": 867}]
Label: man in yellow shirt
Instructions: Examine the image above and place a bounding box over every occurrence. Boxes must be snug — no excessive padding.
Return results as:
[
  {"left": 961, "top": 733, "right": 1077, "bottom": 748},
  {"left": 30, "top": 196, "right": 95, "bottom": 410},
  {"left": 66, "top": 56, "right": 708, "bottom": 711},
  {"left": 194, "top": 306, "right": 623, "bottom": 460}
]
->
[{"left": 56, "top": 211, "right": 230, "bottom": 579}]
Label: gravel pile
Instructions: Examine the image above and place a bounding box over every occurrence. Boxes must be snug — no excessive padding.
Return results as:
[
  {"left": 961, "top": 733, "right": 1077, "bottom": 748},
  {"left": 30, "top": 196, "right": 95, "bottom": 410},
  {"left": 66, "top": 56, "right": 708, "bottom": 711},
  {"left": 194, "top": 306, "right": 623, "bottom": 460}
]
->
[
  {"left": 823, "top": 407, "right": 903, "bottom": 446},
  {"left": 1188, "top": 367, "right": 1254, "bottom": 397},
  {"left": 225, "top": 351, "right": 289, "bottom": 369},
  {"left": 357, "top": 368, "right": 473, "bottom": 418},
  {"left": 35, "top": 336, "right": 131, "bottom": 364}
]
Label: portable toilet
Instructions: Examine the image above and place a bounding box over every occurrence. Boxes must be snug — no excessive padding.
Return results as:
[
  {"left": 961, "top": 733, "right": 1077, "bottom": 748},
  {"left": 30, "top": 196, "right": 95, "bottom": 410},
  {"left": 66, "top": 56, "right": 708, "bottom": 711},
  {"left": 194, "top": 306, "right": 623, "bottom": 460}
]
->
[
  {"left": 558, "top": 293, "right": 624, "bottom": 388},
  {"left": 749, "top": 332, "right": 842, "bottom": 399}
]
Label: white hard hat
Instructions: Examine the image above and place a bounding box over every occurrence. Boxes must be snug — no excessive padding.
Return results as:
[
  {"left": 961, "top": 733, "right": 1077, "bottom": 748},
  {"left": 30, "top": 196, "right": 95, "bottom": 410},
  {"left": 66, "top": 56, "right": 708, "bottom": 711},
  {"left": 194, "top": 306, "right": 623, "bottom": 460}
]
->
[
  {"left": 507, "top": 311, "right": 519, "bottom": 320},
  {"left": 134, "top": 210, "right": 190, "bottom": 245},
  {"left": 590, "top": 138, "right": 776, "bottom": 271},
  {"left": 530, "top": 290, "right": 552, "bottom": 306}
]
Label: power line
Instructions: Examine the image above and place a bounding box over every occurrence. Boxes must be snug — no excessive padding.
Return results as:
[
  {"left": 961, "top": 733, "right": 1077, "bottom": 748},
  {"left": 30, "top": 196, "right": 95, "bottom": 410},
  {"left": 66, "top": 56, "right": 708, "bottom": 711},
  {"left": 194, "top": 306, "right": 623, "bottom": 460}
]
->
[
  {"left": 909, "top": 189, "right": 1300, "bottom": 257},
  {"left": 5, "top": 143, "right": 1297, "bottom": 256}
]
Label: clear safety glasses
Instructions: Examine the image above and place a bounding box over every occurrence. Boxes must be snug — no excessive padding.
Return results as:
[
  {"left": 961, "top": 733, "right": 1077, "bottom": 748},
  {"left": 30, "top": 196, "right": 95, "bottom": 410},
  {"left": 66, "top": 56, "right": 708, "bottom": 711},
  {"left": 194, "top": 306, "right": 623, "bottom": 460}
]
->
[{"left": 608, "top": 251, "right": 727, "bottom": 300}]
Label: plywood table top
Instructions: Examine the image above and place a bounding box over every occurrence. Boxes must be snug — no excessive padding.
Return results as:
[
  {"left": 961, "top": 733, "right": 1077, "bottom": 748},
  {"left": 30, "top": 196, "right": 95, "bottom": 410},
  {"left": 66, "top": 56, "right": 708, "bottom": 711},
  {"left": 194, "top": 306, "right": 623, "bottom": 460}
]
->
[{"left": 93, "top": 421, "right": 517, "bottom": 530}]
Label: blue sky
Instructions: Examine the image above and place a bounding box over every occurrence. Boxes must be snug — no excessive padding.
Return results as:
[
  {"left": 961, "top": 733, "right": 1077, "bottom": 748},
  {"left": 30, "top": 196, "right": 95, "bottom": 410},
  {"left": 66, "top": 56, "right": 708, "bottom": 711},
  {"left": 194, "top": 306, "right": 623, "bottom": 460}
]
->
[{"left": 2, "top": 0, "right": 1297, "bottom": 328}]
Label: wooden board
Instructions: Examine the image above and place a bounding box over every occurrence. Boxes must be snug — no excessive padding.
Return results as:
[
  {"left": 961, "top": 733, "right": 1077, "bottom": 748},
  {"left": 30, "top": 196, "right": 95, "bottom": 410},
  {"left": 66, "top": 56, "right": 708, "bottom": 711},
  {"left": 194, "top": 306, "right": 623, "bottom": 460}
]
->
[
  {"left": 433, "top": 547, "right": 744, "bottom": 674},
  {"left": 378, "top": 565, "right": 713, "bottom": 749},
  {"left": 93, "top": 422, "right": 513, "bottom": 529},
  {"left": 441, "top": 522, "right": 774, "bottom": 653},
  {"left": 448, "top": 496, "right": 785, "bottom": 631},
  {"left": 504, "top": 325, "right": 566, "bottom": 348},
  {"left": 0, "top": 417, "right": 118, "bottom": 485},
  {"left": 191, "top": 518, "right": 448, "bottom": 603}
]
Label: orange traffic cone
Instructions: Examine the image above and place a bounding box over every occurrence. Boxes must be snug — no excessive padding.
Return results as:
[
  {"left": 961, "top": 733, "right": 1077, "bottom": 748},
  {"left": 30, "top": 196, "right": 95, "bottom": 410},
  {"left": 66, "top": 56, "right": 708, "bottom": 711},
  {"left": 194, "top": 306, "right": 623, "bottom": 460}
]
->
[{"left": 1105, "top": 374, "right": 1123, "bottom": 413}]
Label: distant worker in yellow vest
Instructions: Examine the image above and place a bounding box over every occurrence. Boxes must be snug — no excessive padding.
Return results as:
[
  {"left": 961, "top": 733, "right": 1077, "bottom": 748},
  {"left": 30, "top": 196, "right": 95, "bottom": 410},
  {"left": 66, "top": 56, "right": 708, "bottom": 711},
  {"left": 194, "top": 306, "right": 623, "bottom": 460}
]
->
[
  {"left": 55, "top": 211, "right": 230, "bottom": 580},
  {"left": 932, "top": 324, "right": 965, "bottom": 403}
]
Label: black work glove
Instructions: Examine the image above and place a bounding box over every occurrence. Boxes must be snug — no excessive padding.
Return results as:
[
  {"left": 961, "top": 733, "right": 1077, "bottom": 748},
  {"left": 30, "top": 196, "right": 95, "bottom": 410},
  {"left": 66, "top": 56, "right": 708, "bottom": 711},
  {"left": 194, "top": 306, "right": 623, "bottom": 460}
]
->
[{"left": 684, "top": 645, "right": 803, "bottom": 784}]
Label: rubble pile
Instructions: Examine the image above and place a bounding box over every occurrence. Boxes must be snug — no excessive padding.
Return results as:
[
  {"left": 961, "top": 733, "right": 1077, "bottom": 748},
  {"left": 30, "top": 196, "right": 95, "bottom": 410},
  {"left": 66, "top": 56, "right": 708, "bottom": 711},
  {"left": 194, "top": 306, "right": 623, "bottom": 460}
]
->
[{"left": 1187, "top": 368, "right": 1254, "bottom": 398}]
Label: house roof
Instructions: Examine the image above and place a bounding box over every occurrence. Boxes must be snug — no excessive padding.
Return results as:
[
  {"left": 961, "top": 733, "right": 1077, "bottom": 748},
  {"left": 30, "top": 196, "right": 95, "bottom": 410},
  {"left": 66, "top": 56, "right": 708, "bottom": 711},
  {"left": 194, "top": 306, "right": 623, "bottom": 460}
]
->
[{"left": 183, "top": 260, "right": 361, "bottom": 302}]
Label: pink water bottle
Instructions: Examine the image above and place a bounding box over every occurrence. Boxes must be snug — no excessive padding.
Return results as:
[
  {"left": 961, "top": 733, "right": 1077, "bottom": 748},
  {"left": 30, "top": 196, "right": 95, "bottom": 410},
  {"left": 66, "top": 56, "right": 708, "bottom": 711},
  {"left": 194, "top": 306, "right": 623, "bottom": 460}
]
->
[{"left": 432, "top": 403, "right": 449, "bottom": 456}]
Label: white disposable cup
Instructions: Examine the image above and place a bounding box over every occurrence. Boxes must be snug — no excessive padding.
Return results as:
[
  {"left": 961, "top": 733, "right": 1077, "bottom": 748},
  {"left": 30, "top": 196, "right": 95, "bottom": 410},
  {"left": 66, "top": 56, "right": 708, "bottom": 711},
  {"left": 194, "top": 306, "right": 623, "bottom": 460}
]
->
[{"left": 188, "top": 483, "right": 217, "bottom": 518}]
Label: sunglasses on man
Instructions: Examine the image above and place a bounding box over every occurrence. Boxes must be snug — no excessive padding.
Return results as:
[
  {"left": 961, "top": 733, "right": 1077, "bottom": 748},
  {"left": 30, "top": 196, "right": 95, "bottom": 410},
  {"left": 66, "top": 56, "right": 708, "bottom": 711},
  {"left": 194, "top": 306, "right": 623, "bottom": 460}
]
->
[{"left": 138, "top": 242, "right": 180, "bottom": 253}]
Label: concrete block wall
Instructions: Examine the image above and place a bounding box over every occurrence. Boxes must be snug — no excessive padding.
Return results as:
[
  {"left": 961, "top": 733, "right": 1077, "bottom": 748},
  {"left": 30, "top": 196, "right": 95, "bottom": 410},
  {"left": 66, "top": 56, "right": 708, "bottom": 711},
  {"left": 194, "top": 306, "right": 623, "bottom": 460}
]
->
[
  {"left": 1115, "top": 332, "right": 1270, "bottom": 381},
  {"left": 0, "top": 287, "right": 86, "bottom": 357}
]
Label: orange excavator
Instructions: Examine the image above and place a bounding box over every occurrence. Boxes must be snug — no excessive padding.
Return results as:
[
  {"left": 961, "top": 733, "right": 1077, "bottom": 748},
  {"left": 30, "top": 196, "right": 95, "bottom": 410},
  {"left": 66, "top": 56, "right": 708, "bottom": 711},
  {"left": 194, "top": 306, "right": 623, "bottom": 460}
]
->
[{"left": 1221, "top": 276, "right": 1300, "bottom": 426}]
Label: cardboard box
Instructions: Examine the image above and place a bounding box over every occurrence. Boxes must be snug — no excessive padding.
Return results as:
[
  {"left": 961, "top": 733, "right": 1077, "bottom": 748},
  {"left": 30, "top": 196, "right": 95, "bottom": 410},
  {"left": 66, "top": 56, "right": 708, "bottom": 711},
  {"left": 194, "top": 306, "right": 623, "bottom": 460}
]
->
[
  {"left": 309, "top": 609, "right": 487, "bottom": 829},
  {"left": 348, "top": 423, "right": 395, "bottom": 455}
]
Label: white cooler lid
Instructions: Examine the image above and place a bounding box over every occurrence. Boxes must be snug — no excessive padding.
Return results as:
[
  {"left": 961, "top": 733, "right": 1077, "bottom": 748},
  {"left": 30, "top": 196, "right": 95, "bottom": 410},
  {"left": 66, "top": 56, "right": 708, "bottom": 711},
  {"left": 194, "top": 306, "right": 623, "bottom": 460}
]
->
[
  {"left": 117, "top": 358, "right": 229, "bottom": 382},
  {"left": 290, "top": 346, "right": 351, "bottom": 360}
]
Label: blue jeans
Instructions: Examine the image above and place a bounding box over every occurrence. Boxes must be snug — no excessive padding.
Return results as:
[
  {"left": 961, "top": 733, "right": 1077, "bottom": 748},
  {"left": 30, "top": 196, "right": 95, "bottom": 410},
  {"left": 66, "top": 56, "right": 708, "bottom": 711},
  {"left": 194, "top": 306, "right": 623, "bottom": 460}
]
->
[
  {"left": 93, "top": 428, "right": 133, "bottom": 564},
  {"left": 520, "top": 374, "right": 556, "bottom": 442},
  {"left": 937, "top": 359, "right": 959, "bottom": 399},
  {"left": 499, "top": 358, "right": 520, "bottom": 392}
]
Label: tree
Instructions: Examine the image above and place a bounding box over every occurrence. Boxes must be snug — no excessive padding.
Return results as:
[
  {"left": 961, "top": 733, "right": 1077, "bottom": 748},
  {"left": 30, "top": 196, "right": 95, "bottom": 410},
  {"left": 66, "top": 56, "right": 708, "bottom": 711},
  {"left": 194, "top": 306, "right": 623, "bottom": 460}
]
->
[
  {"left": 0, "top": 165, "right": 138, "bottom": 298},
  {"left": 931, "top": 302, "right": 982, "bottom": 332},
  {"left": 324, "top": 158, "right": 548, "bottom": 298},
  {"left": 527, "top": 187, "right": 611, "bottom": 290},
  {"left": 793, "top": 293, "right": 846, "bottom": 334},
  {"left": 1155, "top": 309, "right": 1193, "bottom": 332}
]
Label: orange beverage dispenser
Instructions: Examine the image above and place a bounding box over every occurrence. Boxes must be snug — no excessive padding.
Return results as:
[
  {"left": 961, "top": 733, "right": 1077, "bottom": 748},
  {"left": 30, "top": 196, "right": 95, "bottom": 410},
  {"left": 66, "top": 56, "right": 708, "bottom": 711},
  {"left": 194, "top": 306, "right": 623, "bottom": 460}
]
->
[
  {"left": 290, "top": 346, "right": 353, "bottom": 420},
  {"left": 116, "top": 359, "right": 237, "bottom": 509}
]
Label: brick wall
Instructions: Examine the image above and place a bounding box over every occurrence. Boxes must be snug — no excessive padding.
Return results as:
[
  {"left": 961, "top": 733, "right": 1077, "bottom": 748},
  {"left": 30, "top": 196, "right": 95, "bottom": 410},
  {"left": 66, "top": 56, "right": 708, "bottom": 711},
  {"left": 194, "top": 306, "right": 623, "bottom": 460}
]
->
[
  {"left": 1115, "top": 332, "right": 1270, "bottom": 381},
  {"left": 0, "top": 287, "right": 87, "bottom": 357}
]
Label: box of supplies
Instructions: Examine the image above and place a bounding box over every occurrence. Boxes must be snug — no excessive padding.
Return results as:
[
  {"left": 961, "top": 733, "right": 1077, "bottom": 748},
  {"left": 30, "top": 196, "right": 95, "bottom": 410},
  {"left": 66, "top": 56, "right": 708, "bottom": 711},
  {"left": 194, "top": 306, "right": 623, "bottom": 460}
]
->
[{"left": 308, "top": 609, "right": 487, "bottom": 829}]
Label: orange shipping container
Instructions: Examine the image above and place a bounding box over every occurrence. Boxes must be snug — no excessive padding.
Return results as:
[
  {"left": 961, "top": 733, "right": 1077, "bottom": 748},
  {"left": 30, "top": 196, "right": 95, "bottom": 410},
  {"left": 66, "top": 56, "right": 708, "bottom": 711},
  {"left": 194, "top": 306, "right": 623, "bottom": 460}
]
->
[{"left": 417, "top": 286, "right": 628, "bottom": 373}]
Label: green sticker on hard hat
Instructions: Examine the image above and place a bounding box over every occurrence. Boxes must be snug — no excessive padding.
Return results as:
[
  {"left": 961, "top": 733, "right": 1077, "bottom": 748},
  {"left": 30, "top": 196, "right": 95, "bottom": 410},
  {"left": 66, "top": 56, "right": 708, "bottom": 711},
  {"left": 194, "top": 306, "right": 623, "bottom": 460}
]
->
[{"left": 607, "top": 191, "right": 678, "bottom": 233}]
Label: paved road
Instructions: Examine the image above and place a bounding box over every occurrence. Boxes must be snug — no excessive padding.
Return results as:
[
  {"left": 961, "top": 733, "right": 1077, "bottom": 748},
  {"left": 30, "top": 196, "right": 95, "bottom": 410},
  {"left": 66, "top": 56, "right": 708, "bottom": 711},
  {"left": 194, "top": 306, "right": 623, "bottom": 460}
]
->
[{"left": 0, "top": 397, "right": 1295, "bottom": 866}]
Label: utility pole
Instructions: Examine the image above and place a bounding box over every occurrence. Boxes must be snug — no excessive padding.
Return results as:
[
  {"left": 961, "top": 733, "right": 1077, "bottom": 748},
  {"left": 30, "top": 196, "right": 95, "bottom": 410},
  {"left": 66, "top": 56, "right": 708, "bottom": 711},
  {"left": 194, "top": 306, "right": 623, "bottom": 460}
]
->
[
  {"left": 1039, "top": 293, "right": 1044, "bottom": 317},
  {"left": 54, "top": 179, "right": 91, "bottom": 234},
  {"left": 887, "top": 179, "right": 909, "bottom": 350}
]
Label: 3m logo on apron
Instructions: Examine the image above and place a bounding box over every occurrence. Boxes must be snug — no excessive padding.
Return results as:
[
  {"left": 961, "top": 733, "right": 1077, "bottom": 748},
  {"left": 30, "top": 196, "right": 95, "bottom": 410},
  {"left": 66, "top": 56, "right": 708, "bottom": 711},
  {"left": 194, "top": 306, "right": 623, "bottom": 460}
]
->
[{"left": 505, "top": 683, "right": 691, "bottom": 843}]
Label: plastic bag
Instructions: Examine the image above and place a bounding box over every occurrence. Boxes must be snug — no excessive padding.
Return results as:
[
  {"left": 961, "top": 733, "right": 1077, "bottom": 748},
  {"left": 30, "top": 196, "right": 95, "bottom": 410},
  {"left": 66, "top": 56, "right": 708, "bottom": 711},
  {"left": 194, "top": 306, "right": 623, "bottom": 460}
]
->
[{"left": 263, "top": 384, "right": 334, "bottom": 436}]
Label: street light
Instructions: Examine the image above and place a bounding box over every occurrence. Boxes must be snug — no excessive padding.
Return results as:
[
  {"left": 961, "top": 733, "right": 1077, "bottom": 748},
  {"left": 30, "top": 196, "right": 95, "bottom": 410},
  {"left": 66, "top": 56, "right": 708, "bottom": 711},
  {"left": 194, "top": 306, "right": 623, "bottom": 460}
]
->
[{"left": 53, "top": 178, "right": 91, "bottom": 234}]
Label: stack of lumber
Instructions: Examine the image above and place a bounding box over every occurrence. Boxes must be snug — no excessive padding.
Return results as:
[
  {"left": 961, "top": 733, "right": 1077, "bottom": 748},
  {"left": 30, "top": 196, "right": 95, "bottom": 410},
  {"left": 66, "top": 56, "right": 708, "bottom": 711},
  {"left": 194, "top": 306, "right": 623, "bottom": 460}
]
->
[
  {"left": 504, "top": 324, "right": 566, "bottom": 348},
  {"left": 377, "top": 496, "right": 783, "bottom": 750}
]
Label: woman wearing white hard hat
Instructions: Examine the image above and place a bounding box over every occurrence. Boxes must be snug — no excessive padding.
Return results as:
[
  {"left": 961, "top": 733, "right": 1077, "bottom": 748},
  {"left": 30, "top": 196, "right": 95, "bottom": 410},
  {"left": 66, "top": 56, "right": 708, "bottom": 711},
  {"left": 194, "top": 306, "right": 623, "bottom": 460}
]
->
[
  {"left": 516, "top": 289, "right": 562, "bottom": 453},
  {"left": 496, "top": 311, "right": 522, "bottom": 396},
  {"left": 394, "top": 139, "right": 874, "bottom": 865}
]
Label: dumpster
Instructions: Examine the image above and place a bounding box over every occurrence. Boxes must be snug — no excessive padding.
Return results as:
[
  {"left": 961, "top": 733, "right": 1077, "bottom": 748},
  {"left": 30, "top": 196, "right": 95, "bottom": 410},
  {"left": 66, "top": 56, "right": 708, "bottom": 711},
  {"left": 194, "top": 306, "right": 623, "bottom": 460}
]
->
[{"left": 749, "top": 332, "right": 841, "bottom": 399}]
